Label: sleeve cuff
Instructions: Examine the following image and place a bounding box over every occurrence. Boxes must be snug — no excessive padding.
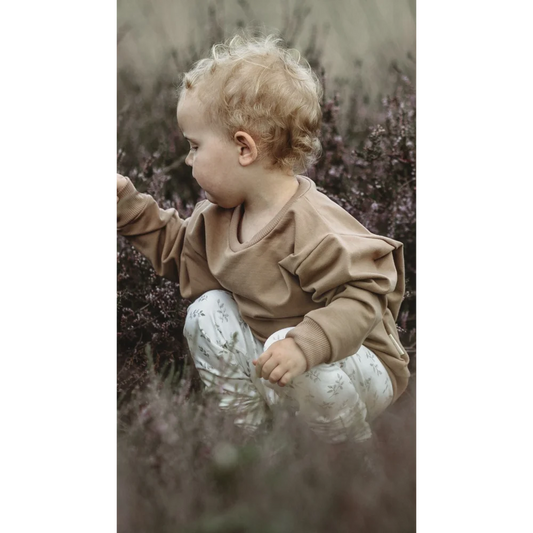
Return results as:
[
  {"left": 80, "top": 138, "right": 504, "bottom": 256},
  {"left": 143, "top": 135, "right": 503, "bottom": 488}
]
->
[
  {"left": 117, "top": 176, "right": 149, "bottom": 229},
  {"left": 286, "top": 317, "right": 332, "bottom": 370}
]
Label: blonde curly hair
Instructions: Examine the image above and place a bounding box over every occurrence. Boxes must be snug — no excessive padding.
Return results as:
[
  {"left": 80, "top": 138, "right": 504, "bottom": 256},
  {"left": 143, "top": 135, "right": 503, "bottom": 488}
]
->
[{"left": 179, "top": 34, "right": 323, "bottom": 174}]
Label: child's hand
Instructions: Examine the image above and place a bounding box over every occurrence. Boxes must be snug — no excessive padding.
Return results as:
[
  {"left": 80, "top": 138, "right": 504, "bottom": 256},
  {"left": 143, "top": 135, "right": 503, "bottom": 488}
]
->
[
  {"left": 117, "top": 174, "right": 128, "bottom": 203},
  {"left": 252, "top": 338, "right": 307, "bottom": 387}
]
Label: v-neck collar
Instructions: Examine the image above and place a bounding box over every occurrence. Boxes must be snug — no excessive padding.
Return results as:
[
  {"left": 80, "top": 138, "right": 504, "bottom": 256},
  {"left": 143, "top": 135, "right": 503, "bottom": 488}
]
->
[{"left": 228, "top": 175, "right": 312, "bottom": 251}]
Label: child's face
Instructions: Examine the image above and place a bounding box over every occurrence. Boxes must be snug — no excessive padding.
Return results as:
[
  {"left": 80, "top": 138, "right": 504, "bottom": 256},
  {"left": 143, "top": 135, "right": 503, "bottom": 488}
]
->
[{"left": 177, "top": 92, "right": 247, "bottom": 209}]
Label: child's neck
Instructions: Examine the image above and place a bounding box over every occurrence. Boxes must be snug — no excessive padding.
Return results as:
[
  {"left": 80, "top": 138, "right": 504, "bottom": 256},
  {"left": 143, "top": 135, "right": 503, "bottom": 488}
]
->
[
  {"left": 242, "top": 172, "right": 299, "bottom": 219},
  {"left": 238, "top": 172, "right": 299, "bottom": 243}
]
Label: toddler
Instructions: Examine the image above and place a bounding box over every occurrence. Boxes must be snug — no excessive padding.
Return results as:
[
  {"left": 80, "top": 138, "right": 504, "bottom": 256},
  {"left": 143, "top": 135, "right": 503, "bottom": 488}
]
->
[{"left": 117, "top": 35, "right": 410, "bottom": 444}]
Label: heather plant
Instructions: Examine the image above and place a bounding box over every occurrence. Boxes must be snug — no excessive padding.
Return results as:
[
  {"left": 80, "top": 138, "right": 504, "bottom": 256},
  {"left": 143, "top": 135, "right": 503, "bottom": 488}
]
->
[
  {"left": 311, "top": 68, "right": 416, "bottom": 358},
  {"left": 117, "top": 241, "right": 192, "bottom": 398},
  {"left": 118, "top": 363, "right": 415, "bottom": 533}
]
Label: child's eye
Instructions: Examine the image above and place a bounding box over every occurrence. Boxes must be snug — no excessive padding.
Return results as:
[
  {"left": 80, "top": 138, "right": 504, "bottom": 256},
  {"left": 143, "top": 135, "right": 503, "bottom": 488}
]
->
[{"left": 189, "top": 145, "right": 198, "bottom": 152}]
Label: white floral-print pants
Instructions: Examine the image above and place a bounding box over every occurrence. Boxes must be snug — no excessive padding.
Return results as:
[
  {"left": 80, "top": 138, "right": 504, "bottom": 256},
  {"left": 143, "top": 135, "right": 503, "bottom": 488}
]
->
[{"left": 184, "top": 290, "right": 393, "bottom": 443}]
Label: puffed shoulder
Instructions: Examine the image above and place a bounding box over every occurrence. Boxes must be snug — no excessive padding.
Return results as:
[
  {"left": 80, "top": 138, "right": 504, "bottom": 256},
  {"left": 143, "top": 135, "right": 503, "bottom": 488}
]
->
[{"left": 279, "top": 231, "right": 405, "bottom": 318}]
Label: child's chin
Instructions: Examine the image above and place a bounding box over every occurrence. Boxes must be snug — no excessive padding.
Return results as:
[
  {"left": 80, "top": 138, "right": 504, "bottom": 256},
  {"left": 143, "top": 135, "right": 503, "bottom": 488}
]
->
[{"left": 206, "top": 193, "right": 236, "bottom": 209}]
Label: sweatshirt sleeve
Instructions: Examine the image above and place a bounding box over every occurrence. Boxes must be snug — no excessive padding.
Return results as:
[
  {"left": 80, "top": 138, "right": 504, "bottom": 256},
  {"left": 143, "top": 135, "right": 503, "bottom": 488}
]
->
[
  {"left": 117, "top": 175, "right": 190, "bottom": 283},
  {"left": 286, "top": 232, "right": 404, "bottom": 369}
]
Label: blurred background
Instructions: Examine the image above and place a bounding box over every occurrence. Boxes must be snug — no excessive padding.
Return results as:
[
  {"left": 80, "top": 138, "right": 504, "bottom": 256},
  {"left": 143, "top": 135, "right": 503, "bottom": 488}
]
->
[{"left": 118, "top": 0, "right": 415, "bottom": 108}]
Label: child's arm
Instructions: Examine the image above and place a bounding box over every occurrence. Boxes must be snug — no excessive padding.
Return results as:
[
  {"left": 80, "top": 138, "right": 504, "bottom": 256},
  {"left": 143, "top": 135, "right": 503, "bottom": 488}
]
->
[
  {"left": 254, "top": 233, "right": 404, "bottom": 386},
  {"left": 270, "top": 233, "right": 404, "bottom": 386},
  {"left": 117, "top": 174, "right": 188, "bottom": 282}
]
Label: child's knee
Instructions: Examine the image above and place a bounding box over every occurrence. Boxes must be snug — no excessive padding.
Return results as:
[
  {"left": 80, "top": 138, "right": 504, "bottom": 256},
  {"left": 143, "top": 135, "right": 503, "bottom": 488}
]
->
[
  {"left": 184, "top": 290, "right": 232, "bottom": 333},
  {"left": 288, "top": 367, "right": 359, "bottom": 412},
  {"left": 185, "top": 291, "right": 223, "bottom": 331}
]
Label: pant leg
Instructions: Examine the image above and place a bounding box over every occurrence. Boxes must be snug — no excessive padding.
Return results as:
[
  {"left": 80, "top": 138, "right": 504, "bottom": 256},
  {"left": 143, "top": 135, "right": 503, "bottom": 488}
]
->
[
  {"left": 261, "top": 328, "right": 394, "bottom": 443},
  {"left": 340, "top": 344, "right": 394, "bottom": 422},
  {"left": 183, "top": 290, "right": 277, "bottom": 433}
]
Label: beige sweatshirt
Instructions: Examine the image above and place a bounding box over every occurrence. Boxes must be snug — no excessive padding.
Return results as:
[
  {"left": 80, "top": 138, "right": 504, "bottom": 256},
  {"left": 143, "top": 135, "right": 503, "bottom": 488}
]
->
[{"left": 117, "top": 175, "right": 410, "bottom": 401}]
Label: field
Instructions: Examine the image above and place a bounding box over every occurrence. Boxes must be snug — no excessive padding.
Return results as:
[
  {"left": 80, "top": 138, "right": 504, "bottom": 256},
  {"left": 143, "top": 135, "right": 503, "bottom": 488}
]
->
[{"left": 117, "top": 1, "right": 416, "bottom": 531}]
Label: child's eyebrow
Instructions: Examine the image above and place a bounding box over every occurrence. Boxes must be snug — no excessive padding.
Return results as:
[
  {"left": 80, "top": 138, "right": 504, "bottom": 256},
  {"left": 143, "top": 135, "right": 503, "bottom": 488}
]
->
[{"left": 184, "top": 135, "right": 199, "bottom": 144}]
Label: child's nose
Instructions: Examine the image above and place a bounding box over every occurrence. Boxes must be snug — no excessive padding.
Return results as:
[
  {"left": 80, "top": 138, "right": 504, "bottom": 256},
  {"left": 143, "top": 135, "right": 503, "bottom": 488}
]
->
[{"left": 185, "top": 152, "right": 193, "bottom": 167}]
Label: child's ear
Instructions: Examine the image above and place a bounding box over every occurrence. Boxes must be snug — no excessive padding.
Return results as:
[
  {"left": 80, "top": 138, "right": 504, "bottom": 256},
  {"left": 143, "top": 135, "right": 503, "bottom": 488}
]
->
[{"left": 234, "top": 131, "right": 258, "bottom": 167}]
